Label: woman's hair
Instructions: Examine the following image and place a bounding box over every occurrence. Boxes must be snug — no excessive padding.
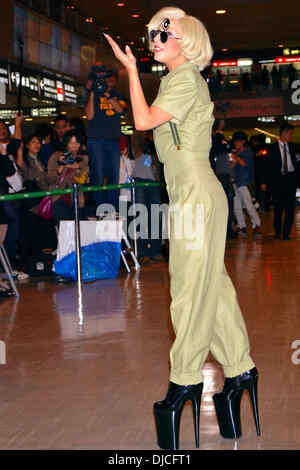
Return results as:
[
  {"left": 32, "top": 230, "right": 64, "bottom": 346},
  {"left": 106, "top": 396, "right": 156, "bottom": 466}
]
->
[
  {"left": 35, "top": 123, "right": 53, "bottom": 141},
  {"left": 131, "top": 130, "right": 148, "bottom": 150},
  {"left": 23, "top": 133, "right": 42, "bottom": 164},
  {"left": 0, "top": 119, "right": 11, "bottom": 140},
  {"left": 63, "top": 129, "right": 84, "bottom": 149},
  {"left": 148, "top": 7, "right": 213, "bottom": 71}
]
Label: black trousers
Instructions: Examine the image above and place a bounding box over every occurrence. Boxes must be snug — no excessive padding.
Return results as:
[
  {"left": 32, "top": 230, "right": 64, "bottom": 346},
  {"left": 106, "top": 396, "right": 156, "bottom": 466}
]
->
[
  {"left": 272, "top": 173, "right": 297, "bottom": 237},
  {"left": 217, "top": 173, "right": 235, "bottom": 235},
  {"left": 19, "top": 210, "right": 57, "bottom": 271}
]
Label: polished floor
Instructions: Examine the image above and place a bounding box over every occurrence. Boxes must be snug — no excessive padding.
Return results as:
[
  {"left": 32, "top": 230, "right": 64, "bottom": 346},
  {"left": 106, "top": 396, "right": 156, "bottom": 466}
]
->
[{"left": 0, "top": 208, "right": 299, "bottom": 450}]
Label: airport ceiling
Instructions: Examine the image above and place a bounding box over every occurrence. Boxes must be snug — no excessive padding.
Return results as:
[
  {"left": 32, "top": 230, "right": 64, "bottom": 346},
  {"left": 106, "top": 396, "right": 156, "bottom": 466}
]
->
[{"left": 74, "top": 0, "right": 300, "bottom": 52}]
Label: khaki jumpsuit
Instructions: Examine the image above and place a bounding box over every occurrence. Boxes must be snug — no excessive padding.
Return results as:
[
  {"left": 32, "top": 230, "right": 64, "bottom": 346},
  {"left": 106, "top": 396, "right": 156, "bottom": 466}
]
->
[{"left": 152, "top": 62, "right": 255, "bottom": 386}]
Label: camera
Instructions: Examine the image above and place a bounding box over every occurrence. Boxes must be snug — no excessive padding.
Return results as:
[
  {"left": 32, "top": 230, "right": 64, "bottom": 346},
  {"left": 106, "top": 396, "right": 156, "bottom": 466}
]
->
[
  {"left": 88, "top": 64, "right": 113, "bottom": 94},
  {"left": 58, "top": 151, "right": 83, "bottom": 166}
]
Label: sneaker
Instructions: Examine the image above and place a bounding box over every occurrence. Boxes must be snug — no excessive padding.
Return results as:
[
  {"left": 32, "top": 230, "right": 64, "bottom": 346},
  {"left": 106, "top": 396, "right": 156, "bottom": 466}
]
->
[
  {"left": 12, "top": 270, "right": 29, "bottom": 280},
  {"left": 253, "top": 225, "right": 262, "bottom": 236},
  {"left": 237, "top": 227, "right": 247, "bottom": 236}
]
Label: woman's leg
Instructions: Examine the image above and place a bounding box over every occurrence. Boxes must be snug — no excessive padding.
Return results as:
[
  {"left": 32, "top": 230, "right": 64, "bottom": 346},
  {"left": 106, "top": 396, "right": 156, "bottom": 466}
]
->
[
  {"left": 233, "top": 188, "right": 246, "bottom": 229},
  {"left": 239, "top": 186, "right": 261, "bottom": 228},
  {"left": 168, "top": 179, "right": 254, "bottom": 386}
]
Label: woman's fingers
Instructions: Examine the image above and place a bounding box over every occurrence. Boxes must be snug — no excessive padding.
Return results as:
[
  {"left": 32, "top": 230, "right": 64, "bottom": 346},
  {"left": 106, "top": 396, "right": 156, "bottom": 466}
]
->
[
  {"left": 104, "top": 34, "right": 135, "bottom": 66},
  {"left": 104, "top": 34, "right": 123, "bottom": 57}
]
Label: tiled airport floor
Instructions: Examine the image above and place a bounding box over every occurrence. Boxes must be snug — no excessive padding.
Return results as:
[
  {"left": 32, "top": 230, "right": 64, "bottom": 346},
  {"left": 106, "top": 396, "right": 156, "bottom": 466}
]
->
[{"left": 0, "top": 208, "right": 299, "bottom": 450}]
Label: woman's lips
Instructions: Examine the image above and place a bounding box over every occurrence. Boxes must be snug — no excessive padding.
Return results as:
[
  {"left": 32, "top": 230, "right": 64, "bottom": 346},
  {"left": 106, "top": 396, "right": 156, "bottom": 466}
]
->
[{"left": 154, "top": 47, "right": 164, "bottom": 53}]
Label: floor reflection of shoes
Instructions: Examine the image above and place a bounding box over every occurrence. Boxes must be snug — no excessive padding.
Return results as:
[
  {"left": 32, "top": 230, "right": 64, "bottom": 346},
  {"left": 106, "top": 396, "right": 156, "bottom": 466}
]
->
[
  {"left": 138, "top": 256, "right": 152, "bottom": 267},
  {"left": 253, "top": 225, "right": 262, "bottom": 236},
  {"left": 51, "top": 274, "right": 74, "bottom": 284},
  {"left": 151, "top": 254, "right": 166, "bottom": 263}
]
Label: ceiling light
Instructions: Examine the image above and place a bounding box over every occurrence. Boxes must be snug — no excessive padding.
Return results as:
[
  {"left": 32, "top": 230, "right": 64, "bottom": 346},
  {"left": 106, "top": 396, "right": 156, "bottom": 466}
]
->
[
  {"left": 117, "top": 3, "right": 125, "bottom": 6},
  {"left": 222, "top": 48, "right": 228, "bottom": 51},
  {"left": 278, "top": 44, "right": 284, "bottom": 47},
  {"left": 132, "top": 14, "right": 140, "bottom": 18},
  {"left": 216, "top": 10, "right": 226, "bottom": 14}
]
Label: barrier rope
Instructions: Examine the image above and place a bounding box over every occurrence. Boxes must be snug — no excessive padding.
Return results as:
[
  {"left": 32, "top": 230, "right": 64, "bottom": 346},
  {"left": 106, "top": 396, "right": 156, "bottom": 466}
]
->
[{"left": 0, "top": 181, "right": 164, "bottom": 202}]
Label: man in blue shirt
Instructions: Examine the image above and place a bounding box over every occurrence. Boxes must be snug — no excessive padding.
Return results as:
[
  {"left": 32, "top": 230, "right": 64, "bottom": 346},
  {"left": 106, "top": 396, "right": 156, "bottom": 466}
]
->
[
  {"left": 85, "top": 67, "right": 127, "bottom": 211},
  {"left": 232, "top": 131, "right": 262, "bottom": 236}
]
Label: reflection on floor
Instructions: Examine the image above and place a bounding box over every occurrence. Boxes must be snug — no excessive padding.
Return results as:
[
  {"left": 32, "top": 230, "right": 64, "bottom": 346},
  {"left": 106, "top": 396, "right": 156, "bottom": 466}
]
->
[{"left": 0, "top": 208, "right": 299, "bottom": 450}]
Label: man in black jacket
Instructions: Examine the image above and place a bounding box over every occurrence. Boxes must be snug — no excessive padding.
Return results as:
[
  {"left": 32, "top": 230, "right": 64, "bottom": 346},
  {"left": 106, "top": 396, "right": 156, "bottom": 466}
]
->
[{"left": 268, "top": 123, "right": 300, "bottom": 240}]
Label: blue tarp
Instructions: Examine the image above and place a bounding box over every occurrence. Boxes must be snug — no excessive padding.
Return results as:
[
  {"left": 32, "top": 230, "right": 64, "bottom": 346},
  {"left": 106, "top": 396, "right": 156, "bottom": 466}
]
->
[{"left": 54, "top": 241, "right": 121, "bottom": 281}]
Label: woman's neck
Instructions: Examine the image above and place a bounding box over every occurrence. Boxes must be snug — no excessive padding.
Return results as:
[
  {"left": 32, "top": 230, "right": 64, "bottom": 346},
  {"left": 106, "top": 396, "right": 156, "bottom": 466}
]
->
[{"left": 165, "top": 56, "right": 188, "bottom": 72}]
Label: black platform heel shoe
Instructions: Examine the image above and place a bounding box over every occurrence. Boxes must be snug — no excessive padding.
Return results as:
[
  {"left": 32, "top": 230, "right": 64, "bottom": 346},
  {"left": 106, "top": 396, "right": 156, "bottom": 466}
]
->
[
  {"left": 153, "top": 381, "right": 203, "bottom": 450},
  {"left": 213, "top": 367, "right": 260, "bottom": 439}
]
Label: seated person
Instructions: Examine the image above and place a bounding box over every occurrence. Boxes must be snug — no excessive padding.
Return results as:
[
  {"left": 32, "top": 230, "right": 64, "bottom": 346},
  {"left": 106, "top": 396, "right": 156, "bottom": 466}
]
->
[
  {"left": 16, "top": 134, "right": 57, "bottom": 274},
  {"left": 47, "top": 130, "right": 90, "bottom": 227}
]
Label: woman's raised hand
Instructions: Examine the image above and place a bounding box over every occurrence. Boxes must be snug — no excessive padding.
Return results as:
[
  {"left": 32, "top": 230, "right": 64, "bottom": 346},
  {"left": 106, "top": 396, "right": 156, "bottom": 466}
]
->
[{"left": 104, "top": 34, "right": 136, "bottom": 71}]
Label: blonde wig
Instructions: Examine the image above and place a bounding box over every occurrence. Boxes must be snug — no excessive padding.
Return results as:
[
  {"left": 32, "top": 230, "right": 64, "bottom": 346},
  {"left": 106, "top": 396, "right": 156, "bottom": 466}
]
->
[{"left": 148, "top": 6, "right": 213, "bottom": 71}]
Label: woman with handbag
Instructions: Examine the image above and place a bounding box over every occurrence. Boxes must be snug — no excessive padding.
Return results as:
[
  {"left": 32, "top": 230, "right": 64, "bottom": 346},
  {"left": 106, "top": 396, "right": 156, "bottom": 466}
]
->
[
  {"left": 47, "top": 129, "right": 89, "bottom": 227},
  {"left": 16, "top": 134, "right": 57, "bottom": 275},
  {"left": 105, "top": 6, "right": 260, "bottom": 449}
]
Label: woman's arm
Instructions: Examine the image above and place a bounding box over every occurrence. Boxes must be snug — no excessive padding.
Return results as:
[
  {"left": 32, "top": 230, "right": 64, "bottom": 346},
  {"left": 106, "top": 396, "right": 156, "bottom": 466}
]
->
[
  {"left": 0, "top": 144, "right": 16, "bottom": 177},
  {"left": 12, "top": 113, "right": 23, "bottom": 140},
  {"left": 104, "top": 35, "right": 173, "bottom": 130}
]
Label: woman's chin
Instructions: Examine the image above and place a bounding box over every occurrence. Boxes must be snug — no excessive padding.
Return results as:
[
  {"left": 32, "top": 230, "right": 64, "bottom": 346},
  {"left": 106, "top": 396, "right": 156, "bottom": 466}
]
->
[{"left": 154, "top": 51, "right": 165, "bottom": 63}]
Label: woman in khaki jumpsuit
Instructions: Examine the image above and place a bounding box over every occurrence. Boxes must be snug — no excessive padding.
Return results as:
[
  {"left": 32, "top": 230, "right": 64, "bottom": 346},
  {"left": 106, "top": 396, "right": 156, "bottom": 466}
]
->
[{"left": 105, "top": 6, "right": 260, "bottom": 450}]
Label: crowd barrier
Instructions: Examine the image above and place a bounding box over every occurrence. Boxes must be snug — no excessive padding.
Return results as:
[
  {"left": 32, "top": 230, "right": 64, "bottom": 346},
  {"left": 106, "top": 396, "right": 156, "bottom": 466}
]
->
[{"left": 0, "top": 180, "right": 164, "bottom": 289}]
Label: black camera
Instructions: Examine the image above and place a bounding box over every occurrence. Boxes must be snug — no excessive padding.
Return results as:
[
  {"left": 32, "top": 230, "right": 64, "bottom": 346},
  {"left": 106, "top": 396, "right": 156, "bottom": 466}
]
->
[
  {"left": 58, "top": 151, "right": 82, "bottom": 166},
  {"left": 88, "top": 64, "right": 113, "bottom": 94}
]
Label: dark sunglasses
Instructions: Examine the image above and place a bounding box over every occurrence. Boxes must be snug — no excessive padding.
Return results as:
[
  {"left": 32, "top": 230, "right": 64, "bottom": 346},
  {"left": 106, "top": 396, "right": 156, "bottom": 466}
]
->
[{"left": 149, "top": 29, "right": 182, "bottom": 43}]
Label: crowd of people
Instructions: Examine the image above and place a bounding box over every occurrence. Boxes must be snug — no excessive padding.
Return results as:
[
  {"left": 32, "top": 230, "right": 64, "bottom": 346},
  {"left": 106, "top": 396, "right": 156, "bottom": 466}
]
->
[
  {"left": 0, "top": 74, "right": 299, "bottom": 298},
  {"left": 210, "top": 120, "right": 300, "bottom": 241},
  {"left": 208, "top": 63, "right": 299, "bottom": 93}
]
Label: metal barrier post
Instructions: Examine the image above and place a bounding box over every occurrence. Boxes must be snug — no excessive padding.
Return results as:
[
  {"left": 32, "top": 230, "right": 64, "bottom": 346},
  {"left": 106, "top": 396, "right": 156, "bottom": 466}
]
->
[
  {"left": 73, "top": 183, "right": 82, "bottom": 284},
  {"left": 130, "top": 178, "right": 138, "bottom": 258}
]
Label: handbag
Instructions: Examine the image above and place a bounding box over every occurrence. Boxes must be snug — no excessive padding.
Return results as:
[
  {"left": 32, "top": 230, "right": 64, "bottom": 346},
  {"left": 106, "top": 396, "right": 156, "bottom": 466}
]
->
[
  {"left": 37, "top": 195, "right": 53, "bottom": 220},
  {"left": 37, "top": 168, "right": 71, "bottom": 220},
  {"left": 6, "top": 156, "right": 23, "bottom": 193}
]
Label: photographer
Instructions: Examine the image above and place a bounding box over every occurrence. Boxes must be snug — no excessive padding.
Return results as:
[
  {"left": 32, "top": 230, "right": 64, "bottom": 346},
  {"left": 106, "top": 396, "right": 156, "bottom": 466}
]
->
[
  {"left": 84, "top": 64, "right": 127, "bottom": 211},
  {"left": 47, "top": 130, "right": 90, "bottom": 227}
]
